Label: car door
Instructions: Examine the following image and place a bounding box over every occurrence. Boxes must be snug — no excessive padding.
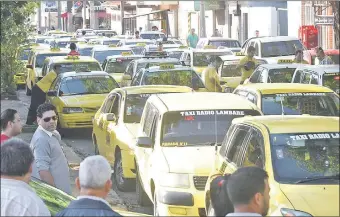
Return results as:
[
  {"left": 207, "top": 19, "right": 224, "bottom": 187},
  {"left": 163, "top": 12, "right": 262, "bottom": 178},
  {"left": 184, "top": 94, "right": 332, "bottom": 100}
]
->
[
  {"left": 105, "top": 92, "right": 122, "bottom": 164},
  {"left": 131, "top": 70, "right": 144, "bottom": 86},
  {"left": 223, "top": 124, "right": 252, "bottom": 174},
  {"left": 248, "top": 67, "right": 263, "bottom": 83},
  {"left": 45, "top": 76, "right": 62, "bottom": 107}
]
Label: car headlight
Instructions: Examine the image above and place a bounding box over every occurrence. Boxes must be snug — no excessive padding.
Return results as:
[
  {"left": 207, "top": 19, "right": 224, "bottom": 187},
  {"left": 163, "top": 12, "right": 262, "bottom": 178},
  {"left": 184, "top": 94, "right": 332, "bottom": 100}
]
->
[
  {"left": 280, "top": 208, "right": 312, "bottom": 216},
  {"left": 159, "top": 173, "right": 190, "bottom": 189},
  {"left": 62, "top": 107, "right": 84, "bottom": 114}
]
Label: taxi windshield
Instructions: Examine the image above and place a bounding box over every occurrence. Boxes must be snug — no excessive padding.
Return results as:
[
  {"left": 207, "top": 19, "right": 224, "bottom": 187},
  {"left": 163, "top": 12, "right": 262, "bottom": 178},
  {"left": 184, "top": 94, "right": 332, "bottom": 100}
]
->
[
  {"left": 103, "top": 40, "right": 120, "bottom": 45},
  {"left": 209, "top": 40, "right": 241, "bottom": 48},
  {"left": 53, "top": 62, "right": 102, "bottom": 73},
  {"left": 262, "top": 92, "right": 339, "bottom": 116},
  {"left": 35, "top": 53, "right": 68, "bottom": 68},
  {"left": 267, "top": 68, "right": 297, "bottom": 83},
  {"left": 193, "top": 52, "right": 232, "bottom": 67},
  {"left": 142, "top": 70, "right": 205, "bottom": 88},
  {"left": 136, "top": 61, "right": 181, "bottom": 72},
  {"left": 18, "top": 49, "right": 31, "bottom": 61},
  {"left": 270, "top": 132, "right": 339, "bottom": 184},
  {"left": 261, "top": 40, "right": 304, "bottom": 57},
  {"left": 59, "top": 75, "right": 118, "bottom": 96},
  {"left": 168, "top": 51, "right": 183, "bottom": 60},
  {"left": 56, "top": 41, "right": 69, "bottom": 48},
  {"left": 131, "top": 47, "right": 145, "bottom": 55},
  {"left": 125, "top": 41, "right": 153, "bottom": 45},
  {"left": 106, "top": 59, "right": 133, "bottom": 73},
  {"left": 94, "top": 50, "right": 132, "bottom": 63},
  {"left": 161, "top": 110, "right": 261, "bottom": 147},
  {"left": 221, "top": 61, "right": 242, "bottom": 77},
  {"left": 323, "top": 74, "right": 340, "bottom": 94},
  {"left": 78, "top": 47, "right": 93, "bottom": 56}
]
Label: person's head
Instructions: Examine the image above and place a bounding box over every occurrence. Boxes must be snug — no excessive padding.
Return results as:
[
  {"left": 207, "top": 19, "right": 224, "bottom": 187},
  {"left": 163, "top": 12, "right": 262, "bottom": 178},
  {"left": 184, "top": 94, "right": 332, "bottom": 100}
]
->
[
  {"left": 157, "top": 42, "right": 163, "bottom": 51},
  {"left": 247, "top": 46, "right": 256, "bottom": 58},
  {"left": 69, "top": 42, "right": 77, "bottom": 51},
  {"left": 295, "top": 49, "right": 303, "bottom": 62},
  {"left": 316, "top": 47, "right": 325, "bottom": 59},
  {"left": 38, "top": 30, "right": 41, "bottom": 35},
  {"left": 255, "top": 30, "right": 259, "bottom": 37},
  {"left": 76, "top": 155, "right": 112, "bottom": 198},
  {"left": 135, "top": 31, "right": 139, "bottom": 37},
  {"left": 227, "top": 167, "right": 270, "bottom": 217},
  {"left": 82, "top": 30, "right": 86, "bottom": 36},
  {"left": 37, "top": 103, "right": 58, "bottom": 132},
  {"left": 54, "top": 64, "right": 61, "bottom": 73},
  {"left": 1, "top": 138, "right": 34, "bottom": 183},
  {"left": 139, "top": 27, "right": 142, "bottom": 31},
  {"left": 191, "top": 28, "right": 195, "bottom": 35},
  {"left": 1, "top": 109, "right": 22, "bottom": 137}
]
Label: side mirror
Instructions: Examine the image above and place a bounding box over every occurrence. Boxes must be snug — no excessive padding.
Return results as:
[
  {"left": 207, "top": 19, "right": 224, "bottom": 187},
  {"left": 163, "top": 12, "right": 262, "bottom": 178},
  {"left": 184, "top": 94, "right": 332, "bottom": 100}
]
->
[
  {"left": 136, "top": 136, "right": 153, "bottom": 148},
  {"left": 26, "top": 64, "right": 33, "bottom": 69},
  {"left": 106, "top": 113, "right": 116, "bottom": 122},
  {"left": 47, "top": 90, "right": 57, "bottom": 96},
  {"left": 122, "top": 74, "right": 132, "bottom": 80}
]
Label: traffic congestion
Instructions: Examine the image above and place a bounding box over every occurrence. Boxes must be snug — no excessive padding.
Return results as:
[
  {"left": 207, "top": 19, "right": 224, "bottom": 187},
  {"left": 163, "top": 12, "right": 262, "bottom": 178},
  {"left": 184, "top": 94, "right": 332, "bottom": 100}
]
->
[{"left": 1, "top": 6, "right": 340, "bottom": 217}]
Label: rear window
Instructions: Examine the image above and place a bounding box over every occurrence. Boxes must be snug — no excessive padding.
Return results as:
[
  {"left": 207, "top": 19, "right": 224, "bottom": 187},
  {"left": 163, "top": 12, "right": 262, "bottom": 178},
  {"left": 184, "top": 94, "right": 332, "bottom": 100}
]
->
[
  {"left": 53, "top": 62, "right": 102, "bottom": 73},
  {"left": 221, "top": 60, "right": 241, "bottom": 77},
  {"left": 136, "top": 61, "right": 181, "bottom": 72},
  {"left": 262, "top": 92, "right": 339, "bottom": 116},
  {"left": 267, "top": 68, "right": 296, "bottom": 83},
  {"left": 103, "top": 40, "right": 120, "bottom": 45},
  {"left": 94, "top": 50, "right": 133, "bottom": 63},
  {"left": 167, "top": 51, "right": 183, "bottom": 60},
  {"left": 209, "top": 40, "right": 241, "bottom": 48},
  {"left": 78, "top": 47, "right": 93, "bottom": 56},
  {"left": 261, "top": 40, "right": 304, "bottom": 58},
  {"left": 323, "top": 73, "right": 340, "bottom": 94},
  {"left": 106, "top": 58, "right": 134, "bottom": 74},
  {"left": 35, "top": 53, "right": 68, "bottom": 68},
  {"left": 140, "top": 34, "right": 165, "bottom": 40}
]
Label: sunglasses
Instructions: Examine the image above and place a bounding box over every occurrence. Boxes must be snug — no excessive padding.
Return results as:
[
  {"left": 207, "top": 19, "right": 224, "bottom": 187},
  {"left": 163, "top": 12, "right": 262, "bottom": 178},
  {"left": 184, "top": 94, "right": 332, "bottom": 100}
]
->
[{"left": 43, "top": 116, "right": 58, "bottom": 122}]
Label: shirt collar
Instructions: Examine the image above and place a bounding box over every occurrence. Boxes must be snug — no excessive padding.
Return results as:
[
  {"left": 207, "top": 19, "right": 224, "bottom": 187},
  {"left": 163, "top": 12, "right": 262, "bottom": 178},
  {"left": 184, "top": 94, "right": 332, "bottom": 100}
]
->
[
  {"left": 38, "top": 125, "right": 56, "bottom": 137},
  {"left": 1, "top": 178, "right": 34, "bottom": 192},
  {"left": 76, "top": 195, "right": 111, "bottom": 208}
]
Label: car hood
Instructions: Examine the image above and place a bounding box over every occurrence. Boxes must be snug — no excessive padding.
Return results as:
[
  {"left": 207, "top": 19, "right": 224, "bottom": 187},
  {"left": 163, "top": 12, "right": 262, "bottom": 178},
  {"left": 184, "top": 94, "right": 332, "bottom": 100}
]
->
[
  {"left": 109, "top": 73, "right": 124, "bottom": 83},
  {"left": 263, "top": 55, "right": 295, "bottom": 64},
  {"left": 60, "top": 94, "right": 107, "bottom": 108},
  {"left": 162, "top": 146, "right": 215, "bottom": 174},
  {"left": 280, "top": 184, "right": 340, "bottom": 216},
  {"left": 124, "top": 123, "right": 139, "bottom": 139}
]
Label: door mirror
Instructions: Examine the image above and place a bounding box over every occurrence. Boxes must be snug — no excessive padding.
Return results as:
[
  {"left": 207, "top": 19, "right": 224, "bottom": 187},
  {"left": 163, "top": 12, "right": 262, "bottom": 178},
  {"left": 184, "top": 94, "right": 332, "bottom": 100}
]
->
[
  {"left": 47, "top": 90, "right": 57, "bottom": 96},
  {"left": 106, "top": 113, "right": 116, "bottom": 122},
  {"left": 122, "top": 74, "right": 132, "bottom": 80},
  {"left": 136, "top": 136, "right": 153, "bottom": 148},
  {"left": 26, "top": 64, "right": 33, "bottom": 69}
]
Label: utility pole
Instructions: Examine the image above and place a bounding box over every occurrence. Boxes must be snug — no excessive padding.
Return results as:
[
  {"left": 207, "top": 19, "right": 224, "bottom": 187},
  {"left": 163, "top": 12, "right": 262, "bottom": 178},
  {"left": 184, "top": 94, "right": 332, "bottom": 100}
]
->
[
  {"left": 121, "top": 1, "right": 124, "bottom": 35},
  {"left": 58, "top": 0, "right": 62, "bottom": 30},
  {"left": 38, "top": 2, "right": 42, "bottom": 31},
  {"left": 83, "top": 0, "right": 87, "bottom": 28},
  {"left": 200, "top": 0, "right": 206, "bottom": 37}
]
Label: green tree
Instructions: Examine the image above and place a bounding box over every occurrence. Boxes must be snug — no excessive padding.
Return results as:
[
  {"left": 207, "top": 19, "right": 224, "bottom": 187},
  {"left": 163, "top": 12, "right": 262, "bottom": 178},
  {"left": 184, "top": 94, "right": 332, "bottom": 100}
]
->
[{"left": 0, "top": 1, "right": 38, "bottom": 94}]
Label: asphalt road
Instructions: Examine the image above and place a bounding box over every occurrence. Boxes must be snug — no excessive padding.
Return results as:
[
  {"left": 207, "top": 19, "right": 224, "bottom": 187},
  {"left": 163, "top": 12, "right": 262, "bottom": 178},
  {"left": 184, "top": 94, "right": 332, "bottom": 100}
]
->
[{"left": 1, "top": 89, "right": 153, "bottom": 215}]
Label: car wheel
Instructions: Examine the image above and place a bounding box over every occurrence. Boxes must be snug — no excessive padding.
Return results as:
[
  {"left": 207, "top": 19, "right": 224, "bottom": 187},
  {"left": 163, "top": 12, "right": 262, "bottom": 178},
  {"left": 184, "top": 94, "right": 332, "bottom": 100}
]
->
[
  {"left": 136, "top": 168, "right": 151, "bottom": 206},
  {"left": 207, "top": 200, "right": 216, "bottom": 216},
  {"left": 25, "top": 84, "right": 31, "bottom": 96},
  {"left": 113, "top": 153, "right": 134, "bottom": 192}
]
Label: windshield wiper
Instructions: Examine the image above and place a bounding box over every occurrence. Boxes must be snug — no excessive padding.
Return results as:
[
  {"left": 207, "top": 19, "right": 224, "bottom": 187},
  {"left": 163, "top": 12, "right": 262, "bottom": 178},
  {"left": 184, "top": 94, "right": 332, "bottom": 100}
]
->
[{"left": 294, "top": 174, "right": 339, "bottom": 184}]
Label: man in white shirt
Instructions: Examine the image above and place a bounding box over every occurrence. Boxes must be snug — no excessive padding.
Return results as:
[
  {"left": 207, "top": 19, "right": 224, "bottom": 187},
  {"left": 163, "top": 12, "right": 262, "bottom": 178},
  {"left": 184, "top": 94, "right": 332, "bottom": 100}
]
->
[
  {"left": 1, "top": 138, "right": 51, "bottom": 216},
  {"left": 56, "top": 156, "right": 121, "bottom": 216}
]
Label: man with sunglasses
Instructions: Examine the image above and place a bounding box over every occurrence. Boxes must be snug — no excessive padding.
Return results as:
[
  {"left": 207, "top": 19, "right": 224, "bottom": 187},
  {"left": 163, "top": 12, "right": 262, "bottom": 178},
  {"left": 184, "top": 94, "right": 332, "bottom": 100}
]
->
[{"left": 30, "top": 103, "right": 71, "bottom": 194}]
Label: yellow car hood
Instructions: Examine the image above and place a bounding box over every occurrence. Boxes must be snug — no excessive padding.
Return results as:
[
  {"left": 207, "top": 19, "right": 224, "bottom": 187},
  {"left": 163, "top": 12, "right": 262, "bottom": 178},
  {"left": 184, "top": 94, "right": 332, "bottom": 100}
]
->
[
  {"left": 162, "top": 146, "right": 215, "bottom": 174},
  {"left": 280, "top": 184, "right": 340, "bottom": 216},
  {"left": 60, "top": 94, "right": 107, "bottom": 108},
  {"left": 109, "top": 73, "right": 124, "bottom": 83},
  {"left": 125, "top": 123, "right": 139, "bottom": 139}
]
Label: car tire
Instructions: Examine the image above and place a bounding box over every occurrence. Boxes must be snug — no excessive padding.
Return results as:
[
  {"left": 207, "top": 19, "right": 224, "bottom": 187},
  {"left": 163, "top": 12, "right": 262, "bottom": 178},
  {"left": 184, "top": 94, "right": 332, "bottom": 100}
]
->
[
  {"left": 113, "top": 153, "right": 134, "bottom": 192},
  {"left": 136, "top": 168, "right": 151, "bottom": 206},
  {"left": 25, "top": 84, "right": 32, "bottom": 96}
]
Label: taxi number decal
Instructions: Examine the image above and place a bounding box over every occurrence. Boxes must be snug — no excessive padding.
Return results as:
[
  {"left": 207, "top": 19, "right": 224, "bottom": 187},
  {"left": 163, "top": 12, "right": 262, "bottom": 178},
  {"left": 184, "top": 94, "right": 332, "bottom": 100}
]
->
[
  {"left": 324, "top": 73, "right": 339, "bottom": 76},
  {"left": 159, "top": 64, "right": 174, "bottom": 69},
  {"left": 290, "top": 133, "right": 339, "bottom": 141},
  {"left": 180, "top": 110, "right": 245, "bottom": 116},
  {"left": 162, "top": 142, "right": 188, "bottom": 147},
  {"left": 276, "top": 92, "right": 326, "bottom": 97}
]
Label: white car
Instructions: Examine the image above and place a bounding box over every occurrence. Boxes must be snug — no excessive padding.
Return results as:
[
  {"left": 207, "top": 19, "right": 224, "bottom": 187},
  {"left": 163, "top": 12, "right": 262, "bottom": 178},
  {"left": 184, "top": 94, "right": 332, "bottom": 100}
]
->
[
  {"left": 140, "top": 31, "right": 165, "bottom": 40},
  {"left": 240, "top": 36, "right": 310, "bottom": 64},
  {"left": 196, "top": 37, "right": 241, "bottom": 53}
]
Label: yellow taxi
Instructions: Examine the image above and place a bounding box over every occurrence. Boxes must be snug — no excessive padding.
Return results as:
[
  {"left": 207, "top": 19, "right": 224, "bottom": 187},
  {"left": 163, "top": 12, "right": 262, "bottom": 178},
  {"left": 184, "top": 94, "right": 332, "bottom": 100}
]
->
[
  {"left": 92, "top": 85, "right": 192, "bottom": 192},
  {"left": 134, "top": 92, "right": 263, "bottom": 216},
  {"left": 217, "top": 55, "right": 244, "bottom": 93},
  {"left": 45, "top": 30, "right": 67, "bottom": 36},
  {"left": 102, "top": 53, "right": 143, "bottom": 83},
  {"left": 204, "top": 115, "right": 339, "bottom": 216},
  {"left": 25, "top": 47, "right": 69, "bottom": 95},
  {"left": 14, "top": 45, "right": 33, "bottom": 87},
  {"left": 46, "top": 71, "right": 119, "bottom": 129},
  {"left": 179, "top": 47, "right": 233, "bottom": 75},
  {"left": 233, "top": 83, "right": 339, "bottom": 116},
  {"left": 41, "top": 55, "right": 102, "bottom": 76}
]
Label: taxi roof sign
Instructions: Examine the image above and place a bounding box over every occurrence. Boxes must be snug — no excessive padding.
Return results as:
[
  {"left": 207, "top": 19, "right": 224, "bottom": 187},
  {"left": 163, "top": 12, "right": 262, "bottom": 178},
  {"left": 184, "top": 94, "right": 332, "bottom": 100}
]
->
[
  {"left": 178, "top": 45, "right": 188, "bottom": 49},
  {"left": 234, "top": 52, "right": 245, "bottom": 56},
  {"left": 65, "top": 55, "right": 80, "bottom": 60},
  {"left": 204, "top": 45, "right": 216, "bottom": 49},
  {"left": 159, "top": 63, "right": 175, "bottom": 70},
  {"left": 108, "top": 44, "right": 117, "bottom": 47},
  {"left": 278, "top": 59, "right": 294, "bottom": 64},
  {"left": 136, "top": 43, "right": 146, "bottom": 47},
  {"left": 121, "top": 51, "right": 132, "bottom": 56},
  {"left": 50, "top": 47, "right": 61, "bottom": 52}
]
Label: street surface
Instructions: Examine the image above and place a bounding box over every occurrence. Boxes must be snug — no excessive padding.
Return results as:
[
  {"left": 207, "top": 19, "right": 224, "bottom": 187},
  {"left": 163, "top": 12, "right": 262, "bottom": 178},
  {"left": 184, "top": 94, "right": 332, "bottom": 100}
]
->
[{"left": 0, "top": 89, "right": 153, "bottom": 215}]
